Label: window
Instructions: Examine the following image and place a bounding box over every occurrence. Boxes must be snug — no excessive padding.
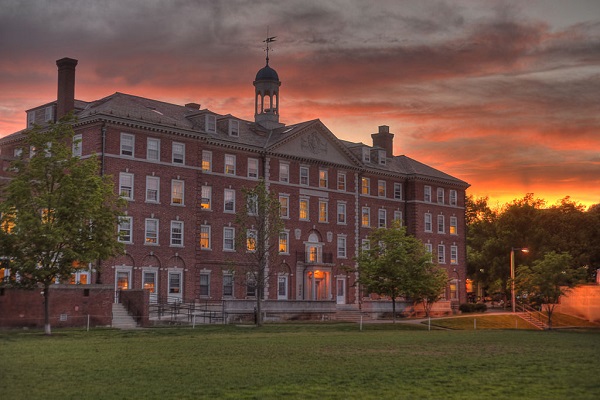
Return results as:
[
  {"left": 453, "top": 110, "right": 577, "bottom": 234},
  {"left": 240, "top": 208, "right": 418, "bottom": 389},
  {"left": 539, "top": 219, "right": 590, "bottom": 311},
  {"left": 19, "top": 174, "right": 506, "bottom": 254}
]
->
[
  {"left": 394, "top": 183, "right": 402, "bottom": 200},
  {"left": 425, "top": 213, "right": 432, "bottom": 232},
  {"left": 120, "top": 133, "right": 134, "bottom": 157},
  {"left": 199, "top": 273, "right": 210, "bottom": 296},
  {"left": 318, "top": 200, "right": 328, "bottom": 223},
  {"left": 451, "top": 245, "right": 458, "bottom": 264},
  {"left": 27, "top": 112, "right": 34, "bottom": 127},
  {"left": 361, "top": 177, "right": 370, "bottom": 195},
  {"left": 337, "top": 172, "right": 346, "bottom": 191},
  {"left": 145, "top": 218, "right": 159, "bottom": 245},
  {"left": 425, "top": 243, "right": 433, "bottom": 261},
  {"left": 247, "top": 194, "right": 258, "bottom": 216},
  {"left": 337, "top": 236, "right": 347, "bottom": 258},
  {"left": 361, "top": 207, "right": 370, "bottom": 227},
  {"left": 224, "top": 154, "right": 236, "bottom": 175},
  {"left": 437, "top": 215, "right": 445, "bottom": 234},
  {"left": 146, "top": 176, "right": 160, "bottom": 203},
  {"left": 45, "top": 106, "right": 53, "bottom": 122},
  {"left": 118, "top": 217, "right": 132, "bottom": 243},
  {"left": 279, "top": 163, "right": 289, "bottom": 183},
  {"left": 450, "top": 216, "right": 458, "bottom": 235},
  {"left": 438, "top": 244, "right": 446, "bottom": 264},
  {"left": 279, "top": 231, "right": 289, "bottom": 254},
  {"left": 437, "top": 188, "right": 444, "bottom": 204},
  {"left": 168, "top": 272, "right": 181, "bottom": 295},
  {"left": 202, "top": 150, "right": 212, "bottom": 172},
  {"left": 119, "top": 173, "right": 134, "bottom": 200},
  {"left": 223, "top": 227, "right": 235, "bottom": 251},
  {"left": 14, "top": 148, "right": 22, "bottom": 158},
  {"left": 450, "top": 190, "right": 457, "bottom": 206},
  {"left": 247, "top": 158, "right": 259, "bottom": 179},
  {"left": 378, "top": 209, "right": 387, "bottom": 228},
  {"left": 337, "top": 202, "right": 346, "bottom": 224},
  {"left": 170, "top": 221, "right": 183, "bottom": 246},
  {"left": 229, "top": 119, "right": 239, "bottom": 137},
  {"left": 299, "top": 198, "right": 309, "bottom": 220},
  {"left": 300, "top": 166, "right": 309, "bottom": 185},
  {"left": 378, "top": 180, "right": 386, "bottom": 197},
  {"left": 172, "top": 142, "right": 185, "bottom": 164},
  {"left": 246, "top": 229, "right": 257, "bottom": 252},
  {"left": 201, "top": 186, "right": 212, "bottom": 210},
  {"left": 319, "top": 169, "right": 328, "bottom": 188},
  {"left": 224, "top": 189, "right": 235, "bottom": 213},
  {"left": 278, "top": 275, "right": 288, "bottom": 300},
  {"left": 223, "top": 273, "right": 234, "bottom": 297},
  {"left": 200, "top": 225, "right": 211, "bottom": 250},
  {"left": 147, "top": 138, "right": 160, "bottom": 161},
  {"left": 279, "top": 195, "right": 289, "bottom": 218},
  {"left": 449, "top": 279, "right": 458, "bottom": 300},
  {"left": 362, "top": 147, "right": 370, "bottom": 162},
  {"left": 378, "top": 150, "right": 386, "bottom": 165},
  {"left": 246, "top": 274, "right": 256, "bottom": 297},
  {"left": 394, "top": 211, "right": 402, "bottom": 224},
  {"left": 424, "top": 186, "right": 432, "bottom": 202},
  {"left": 206, "top": 115, "right": 217, "bottom": 133},
  {"left": 143, "top": 271, "right": 157, "bottom": 293},
  {"left": 72, "top": 134, "right": 82, "bottom": 157},
  {"left": 362, "top": 239, "right": 370, "bottom": 251},
  {"left": 171, "top": 180, "right": 184, "bottom": 205}
]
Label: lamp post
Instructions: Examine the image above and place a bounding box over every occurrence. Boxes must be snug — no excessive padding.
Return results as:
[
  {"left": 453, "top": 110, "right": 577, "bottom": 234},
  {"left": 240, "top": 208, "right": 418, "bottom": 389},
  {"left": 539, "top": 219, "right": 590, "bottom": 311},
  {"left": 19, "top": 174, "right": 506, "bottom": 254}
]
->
[{"left": 510, "top": 247, "right": 529, "bottom": 312}]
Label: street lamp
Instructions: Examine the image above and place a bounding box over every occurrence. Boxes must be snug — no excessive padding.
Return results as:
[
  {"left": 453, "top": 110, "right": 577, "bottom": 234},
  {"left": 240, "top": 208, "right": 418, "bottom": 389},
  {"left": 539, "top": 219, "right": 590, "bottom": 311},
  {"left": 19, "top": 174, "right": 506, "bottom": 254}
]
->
[{"left": 510, "top": 247, "right": 529, "bottom": 312}]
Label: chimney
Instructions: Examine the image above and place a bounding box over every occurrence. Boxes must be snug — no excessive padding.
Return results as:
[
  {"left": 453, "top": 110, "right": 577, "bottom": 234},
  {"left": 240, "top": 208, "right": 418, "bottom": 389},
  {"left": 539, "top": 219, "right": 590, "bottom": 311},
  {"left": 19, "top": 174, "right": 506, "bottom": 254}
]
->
[
  {"left": 56, "top": 57, "right": 78, "bottom": 119},
  {"left": 371, "top": 125, "right": 394, "bottom": 158}
]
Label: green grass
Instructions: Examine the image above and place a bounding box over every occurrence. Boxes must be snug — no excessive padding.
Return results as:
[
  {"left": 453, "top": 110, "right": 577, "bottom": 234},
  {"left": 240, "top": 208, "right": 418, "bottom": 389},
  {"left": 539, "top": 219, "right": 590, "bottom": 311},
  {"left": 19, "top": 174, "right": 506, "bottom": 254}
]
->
[
  {"left": 430, "top": 313, "right": 600, "bottom": 330},
  {"left": 1, "top": 324, "right": 599, "bottom": 399}
]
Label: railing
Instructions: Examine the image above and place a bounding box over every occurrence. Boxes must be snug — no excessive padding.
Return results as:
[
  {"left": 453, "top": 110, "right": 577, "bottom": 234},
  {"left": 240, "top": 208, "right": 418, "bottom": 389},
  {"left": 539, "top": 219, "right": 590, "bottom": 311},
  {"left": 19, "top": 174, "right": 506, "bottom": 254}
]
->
[
  {"left": 518, "top": 303, "right": 548, "bottom": 329},
  {"left": 295, "top": 252, "right": 334, "bottom": 264},
  {"left": 148, "top": 298, "right": 225, "bottom": 324}
]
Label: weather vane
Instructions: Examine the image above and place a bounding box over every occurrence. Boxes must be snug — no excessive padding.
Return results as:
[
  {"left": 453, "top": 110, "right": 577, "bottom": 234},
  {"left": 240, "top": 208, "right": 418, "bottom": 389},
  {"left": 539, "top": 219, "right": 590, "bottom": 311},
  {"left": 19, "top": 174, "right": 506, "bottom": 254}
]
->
[{"left": 263, "top": 27, "right": 276, "bottom": 65}]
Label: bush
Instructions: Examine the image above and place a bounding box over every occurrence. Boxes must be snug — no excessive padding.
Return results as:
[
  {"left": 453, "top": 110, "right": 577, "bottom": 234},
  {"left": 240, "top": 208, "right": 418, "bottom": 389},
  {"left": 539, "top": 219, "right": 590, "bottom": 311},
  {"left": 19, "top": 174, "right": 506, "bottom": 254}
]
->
[{"left": 459, "top": 303, "right": 487, "bottom": 313}]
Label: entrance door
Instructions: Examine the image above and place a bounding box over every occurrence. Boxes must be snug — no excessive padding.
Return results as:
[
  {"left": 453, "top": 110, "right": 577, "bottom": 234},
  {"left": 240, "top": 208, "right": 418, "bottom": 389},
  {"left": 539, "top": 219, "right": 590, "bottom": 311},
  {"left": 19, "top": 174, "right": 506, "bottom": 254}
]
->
[
  {"left": 336, "top": 278, "right": 346, "bottom": 304},
  {"left": 168, "top": 271, "right": 183, "bottom": 303},
  {"left": 278, "top": 275, "right": 288, "bottom": 300},
  {"left": 115, "top": 270, "right": 130, "bottom": 302}
]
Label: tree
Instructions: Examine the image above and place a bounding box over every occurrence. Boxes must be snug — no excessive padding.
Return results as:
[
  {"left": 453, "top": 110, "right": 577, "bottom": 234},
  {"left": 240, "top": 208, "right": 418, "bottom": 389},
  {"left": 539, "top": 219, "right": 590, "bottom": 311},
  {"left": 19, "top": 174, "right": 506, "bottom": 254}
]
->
[
  {"left": 0, "top": 118, "right": 124, "bottom": 335},
  {"left": 234, "top": 179, "right": 284, "bottom": 326},
  {"left": 356, "top": 221, "right": 443, "bottom": 322},
  {"left": 407, "top": 261, "right": 448, "bottom": 317},
  {"left": 516, "top": 252, "right": 587, "bottom": 329}
]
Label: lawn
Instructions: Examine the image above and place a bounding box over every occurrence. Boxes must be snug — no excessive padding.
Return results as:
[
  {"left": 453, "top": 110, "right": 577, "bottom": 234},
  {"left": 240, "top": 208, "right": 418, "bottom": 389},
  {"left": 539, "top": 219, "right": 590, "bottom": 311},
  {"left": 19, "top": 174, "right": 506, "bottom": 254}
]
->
[{"left": 1, "top": 324, "right": 599, "bottom": 399}]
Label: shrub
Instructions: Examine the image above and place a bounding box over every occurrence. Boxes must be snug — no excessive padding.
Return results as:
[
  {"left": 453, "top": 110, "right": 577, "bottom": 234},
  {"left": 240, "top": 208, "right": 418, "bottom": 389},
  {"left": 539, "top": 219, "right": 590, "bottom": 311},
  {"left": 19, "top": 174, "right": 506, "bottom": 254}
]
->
[{"left": 459, "top": 303, "right": 487, "bottom": 313}]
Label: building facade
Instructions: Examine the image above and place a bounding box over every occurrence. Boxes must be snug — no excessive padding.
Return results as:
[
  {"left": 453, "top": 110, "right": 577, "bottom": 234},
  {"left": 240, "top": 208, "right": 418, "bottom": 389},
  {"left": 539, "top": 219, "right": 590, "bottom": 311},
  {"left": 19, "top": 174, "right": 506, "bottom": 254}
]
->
[{"left": 0, "top": 57, "right": 469, "bottom": 311}]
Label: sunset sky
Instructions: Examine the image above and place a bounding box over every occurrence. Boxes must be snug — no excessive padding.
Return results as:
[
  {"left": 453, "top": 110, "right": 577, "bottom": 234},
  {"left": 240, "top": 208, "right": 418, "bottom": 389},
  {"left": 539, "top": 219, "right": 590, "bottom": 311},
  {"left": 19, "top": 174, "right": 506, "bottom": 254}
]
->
[{"left": 1, "top": 0, "right": 599, "bottom": 208}]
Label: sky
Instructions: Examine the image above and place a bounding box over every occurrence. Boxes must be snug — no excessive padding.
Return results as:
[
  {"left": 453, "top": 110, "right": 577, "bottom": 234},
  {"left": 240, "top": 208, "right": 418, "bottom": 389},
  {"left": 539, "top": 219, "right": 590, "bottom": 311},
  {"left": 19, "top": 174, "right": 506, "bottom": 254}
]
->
[{"left": 1, "top": 0, "right": 599, "bottom": 208}]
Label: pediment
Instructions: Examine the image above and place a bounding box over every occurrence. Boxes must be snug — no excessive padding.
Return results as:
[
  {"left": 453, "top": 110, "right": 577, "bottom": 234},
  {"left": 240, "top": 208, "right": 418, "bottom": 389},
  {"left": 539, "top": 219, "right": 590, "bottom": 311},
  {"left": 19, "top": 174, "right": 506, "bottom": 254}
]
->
[{"left": 269, "top": 123, "right": 359, "bottom": 167}]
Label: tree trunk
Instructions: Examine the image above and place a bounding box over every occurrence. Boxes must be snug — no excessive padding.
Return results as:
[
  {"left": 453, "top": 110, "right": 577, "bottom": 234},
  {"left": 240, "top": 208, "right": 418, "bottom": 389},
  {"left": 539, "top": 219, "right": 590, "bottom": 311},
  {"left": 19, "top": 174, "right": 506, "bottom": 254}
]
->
[
  {"left": 545, "top": 304, "right": 554, "bottom": 330},
  {"left": 43, "top": 283, "right": 52, "bottom": 336},
  {"left": 392, "top": 298, "right": 396, "bottom": 324}
]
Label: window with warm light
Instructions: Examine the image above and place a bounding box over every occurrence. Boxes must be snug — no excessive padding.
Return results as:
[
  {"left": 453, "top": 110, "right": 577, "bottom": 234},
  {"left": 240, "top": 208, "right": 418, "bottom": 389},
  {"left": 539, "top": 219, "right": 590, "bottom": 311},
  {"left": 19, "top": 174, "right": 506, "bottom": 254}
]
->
[
  {"left": 143, "top": 272, "right": 156, "bottom": 293},
  {"left": 279, "top": 231, "right": 289, "bottom": 254},
  {"left": 318, "top": 200, "right": 328, "bottom": 223},
  {"left": 201, "top": 186, "right": 212, "bottom": 210},
  {"left": 361, "top": 177, "right": 370, "bottom": 195},
  {"left": 450, "top": 216, "right": 458, "bottom": 235},
  {"left": 319, "top": 169, "right": 328, "bottom": 188},
  {"left": 171, "top": 180, "right": 184, "bottom": 205},
  {"left": 225, "top": 154, "right": 236, "bottom": 175},
  {"left": 200, "top": 225, "right": 211, "bottom": 249},
  {"left": 279, "top": 195, "right": 289, "bottom": 218},
  {"left": 202, "top": 150, "right": 212, "bottom": 172},
  {"left": 299, "top": 198, "right": 309, "bottom": 220},
  {"left": 246, "top": 230, "right": 257, "bottom": 252},
  {"left": 361, "top": 207, "right": 370, "bottom": 227}
]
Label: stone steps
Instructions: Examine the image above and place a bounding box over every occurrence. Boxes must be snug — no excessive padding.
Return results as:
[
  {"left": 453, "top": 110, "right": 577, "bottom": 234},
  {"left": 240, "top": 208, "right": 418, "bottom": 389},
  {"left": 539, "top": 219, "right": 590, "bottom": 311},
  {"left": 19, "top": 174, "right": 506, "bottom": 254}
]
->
[{"left": 112, "top": 303, "right": 139, "bottom": 329}]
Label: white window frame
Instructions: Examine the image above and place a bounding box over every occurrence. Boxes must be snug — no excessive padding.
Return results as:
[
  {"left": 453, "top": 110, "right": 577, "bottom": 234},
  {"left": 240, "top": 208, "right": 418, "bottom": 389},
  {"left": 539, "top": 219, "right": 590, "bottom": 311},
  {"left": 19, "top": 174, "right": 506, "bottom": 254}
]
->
[
  {"left": 171, "top": 179, "right": 184, "bottom": 206},
  {"left": 120, "top": 133, "right": 134, "bottom": 157},
  {"left": 202, "top": 150, "right": 212, "bottom": 172},
  {"left": 424, "top": 186, "right": 432, "bottom": 202},
  {"left": 224, "top": 188, "right": 236, "bottom": 213},
  {"left": 394, "top": 210, "right": 402, "bottom": 224},
  {"left": 229, "top": 119, "right": 239, "bottom": 137},
  {"left": 438, "top": 244, "right": 446, "bottom": 264},
  {"left": 450, "top": 190, "right": 457, "bottom": 206},
  {"left": 394, "top": 183, "right": 402, "bottom": 200},
  {"left": 299, "top": 198, "right": 310, "bottom": 221},
  {"left": 145, "top": 218, "right": 159, "bottom": 245},
  {"left": 451, "top": 245, "right": 458, "bottom": 265},
  {"left": 247, "top": 158, "right": 259, "bottom": 179},
  {"left": 223, "top": 227, "right": 235, "bottom": 251},
  {"left": 300, "top": 166, "right": 309, "bottom": 186},
  {"left": 118, "top": 216, "right": 132, "bottom": 243},
  {"left": 337, "top": 235, "right": 347, "bottom": 259},
  {"left": 223, "top": 272, "right": 234, "bottom": 297},
  {"left": 279, "top": 195, "right": 290, "bottom": 219},
  {"left": 319, "top": 169, "right": 328, "bottom": 188},
  {"left": 361, "top": 207, "right": 370, "bottom": 227},
  {"left": 201, "top": 186, "right": 212, "bottom": 210},
  {"left": 170, "top": 220, "right": 184, "bottom": 247},
  {"left": 246, "top": 229, "right": 257, "bottom": 252},
  {"left": 361, "top": 177, "right": 370, "bottom": 195},
  {"left": 279, "top": 163, "right": 289, "bottom": 183},
  {"left": 437, "top": 188, "right": 444, "bottom": 204},
  {"left": 362, "top": 147, "right": 370, "bottom": 162},
  {"left": 425, "top": 213, "right": 432, "bottom": 232},
  {"left": 206, "top": 114, "right": 217, "bottom": 133},
  {"left": 200, "top": 225, "right": 211, "bottom": 250},
  {"left": 72, "top": 134, "right": 82, "bottom": 157},
  {"left": 437, "top": 214, "right": 445, "bottom": 234},
  {"left": 378, "top": 150, "right": 386, "bottom": 165},
  {"left": 172, "top": 142, "right": 185, "bottom": 165},
  {"left": 146, "top": 176, "right": 160, "bottom": 203},
  {"left": 224, "top": 154, "right": 236, "bottom": 175},
  {"left": 318, "top": 199, "right": 328, "bottom": 223},
  {"left": 450, "top": 216, "right": 458, "bottom": 235},
  {"left": 337, "top": 202, "right": 346, "bottom": 224},
  {"left": 378, "top": 209, "right": 387, "bottom": 228},
  {"left": 199, "top": 271, "right": 211, "bottom": 297},
  {"left": 337, "top": 172, "right": 346, "bottom": 191},
  {"left": 147, "top": 138, "right": 160, "bottom": 161},
  {"left": 279, "top": 231, "right": 289, "bottom": 254},
  {"left": 378, "top": 180, "right": 386, "bottom": 197},
  {"left": 119, "top": 172, "right": 134, "bottom": 200},
  {"left": 45, "top": 106, "right": 53, "bottom": 122}
]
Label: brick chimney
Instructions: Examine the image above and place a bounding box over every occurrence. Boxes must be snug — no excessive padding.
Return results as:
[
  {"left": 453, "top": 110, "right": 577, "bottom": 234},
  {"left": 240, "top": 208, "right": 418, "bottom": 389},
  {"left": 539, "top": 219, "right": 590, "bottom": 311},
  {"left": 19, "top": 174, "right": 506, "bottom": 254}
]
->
[
  {"left": 56, "top": 57, "right": 78, "bottom": 119},
  {"left": 371, "top": 125, "right": 394, "bottom": 158}
]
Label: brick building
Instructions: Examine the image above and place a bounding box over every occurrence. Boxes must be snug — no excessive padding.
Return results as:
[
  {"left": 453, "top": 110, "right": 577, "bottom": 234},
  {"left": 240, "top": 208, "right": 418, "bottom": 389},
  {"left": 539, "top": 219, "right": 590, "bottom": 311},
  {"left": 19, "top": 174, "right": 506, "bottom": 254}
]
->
[{"left": 0, "top": 57, "right": 469, "bottom": 314}]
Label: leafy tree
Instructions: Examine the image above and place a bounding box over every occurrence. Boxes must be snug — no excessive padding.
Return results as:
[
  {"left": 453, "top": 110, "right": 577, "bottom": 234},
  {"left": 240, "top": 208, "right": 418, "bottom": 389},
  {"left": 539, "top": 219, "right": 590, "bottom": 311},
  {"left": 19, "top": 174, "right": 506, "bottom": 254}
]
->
[
  {"left": 516, "top": 251, "right": 587, "bottom": 329},
  {"left": 0, "top": 118, "right": 124, "bottom": 335},
  {"left": 356, "top": 221, "right": 443, "bottom": 322},
  {"left": 234, "top": 179, "right": 284, "bottom": 327},
  {"left": 406, "top": 261, "right": 448, "bottom": 317}
]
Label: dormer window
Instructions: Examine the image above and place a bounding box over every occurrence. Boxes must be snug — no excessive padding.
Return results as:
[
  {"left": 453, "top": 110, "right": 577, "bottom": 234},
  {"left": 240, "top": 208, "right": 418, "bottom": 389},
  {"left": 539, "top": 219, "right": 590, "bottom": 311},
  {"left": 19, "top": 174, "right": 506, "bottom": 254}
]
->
[
  {"left": 229, "top": 119, "right": 239, "bottom": 137},
  {"left": 378, "top": 150, "right": 386, "bottom": 165},
  {"left": 362, "top": 147, "right": 370, "bottom": 163},
  {"left": 27, "top": 112, "right": 35, "bottom": 127},
  {"left": 45, "top": 106, "right": 53, "bottom": 123},
  {"left": 206, "top": 115, "right": 216, "bottom": 133}
]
